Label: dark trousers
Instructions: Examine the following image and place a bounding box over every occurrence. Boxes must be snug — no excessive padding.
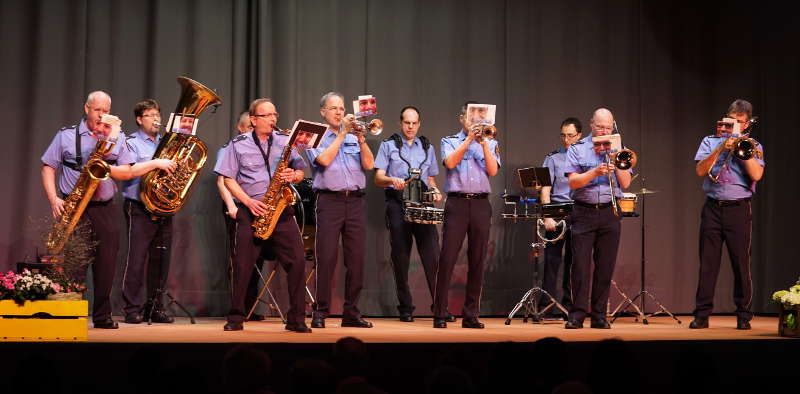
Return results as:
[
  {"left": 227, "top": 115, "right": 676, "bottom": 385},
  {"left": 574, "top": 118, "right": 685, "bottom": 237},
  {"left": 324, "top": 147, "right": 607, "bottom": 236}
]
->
[
  {"left": 541, "top": 220, "right": 573, "bottom": 310},
  {"left": 313, "top": 193, "right": 366, "bottom": 320},
  {"left": 228, "top": 204, "right": 307, "bottom": 325},
  {"left": 694, "top": 198, "right": 753, "bottom": 320},
  {"left": 223, "top": 204, "right": 270, "bottom": 315},
  {"left": 433, "top": 197, "right": 491, "bottom": 319},
  {"left": 569, "top": 204, "right": 621, "bottom": 322},
  {"left": 122, "top": 199, "right": 172, "bottom": 316},
  {"left": 385, "top": 197, "right": 439, "bottom": 314},
  {"left": 81, "top": 201, "right": 119, "bottom": 323}
]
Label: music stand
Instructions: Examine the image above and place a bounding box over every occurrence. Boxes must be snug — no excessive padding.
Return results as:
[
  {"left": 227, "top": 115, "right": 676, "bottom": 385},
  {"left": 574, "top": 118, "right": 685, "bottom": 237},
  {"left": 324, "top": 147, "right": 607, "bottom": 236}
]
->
[{"left": 504, "top": 167, "right": 570, "bottom": 325}]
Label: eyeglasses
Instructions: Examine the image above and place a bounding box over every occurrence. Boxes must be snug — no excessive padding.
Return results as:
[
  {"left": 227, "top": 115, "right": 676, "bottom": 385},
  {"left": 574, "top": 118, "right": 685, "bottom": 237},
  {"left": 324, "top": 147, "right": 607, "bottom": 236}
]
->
[
  {"left": 324, "top": 106, "right": 346, "bottom": 112},
  {"left": 560, "top": 133, "right": 579, "bottom": 139},
  {"left": 141, "top": 114, "right": 161, "bottom": 118},
  {"left": 252, "top": 112, "right": 279, "bottom": 118}
]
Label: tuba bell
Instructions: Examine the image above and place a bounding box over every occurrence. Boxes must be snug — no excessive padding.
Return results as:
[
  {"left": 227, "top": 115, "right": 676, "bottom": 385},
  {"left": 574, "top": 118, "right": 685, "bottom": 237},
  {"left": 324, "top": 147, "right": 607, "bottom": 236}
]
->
[{"left": 139, "top": 76, "right": 222, "bottom": 216}]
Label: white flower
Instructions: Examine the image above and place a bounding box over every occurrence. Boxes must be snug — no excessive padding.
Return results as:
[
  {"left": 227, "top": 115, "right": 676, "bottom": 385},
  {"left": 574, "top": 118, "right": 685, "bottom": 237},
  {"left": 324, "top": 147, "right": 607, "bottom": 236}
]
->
[{"left": 781, "top": 292, "right": 800, "bottom": 305}]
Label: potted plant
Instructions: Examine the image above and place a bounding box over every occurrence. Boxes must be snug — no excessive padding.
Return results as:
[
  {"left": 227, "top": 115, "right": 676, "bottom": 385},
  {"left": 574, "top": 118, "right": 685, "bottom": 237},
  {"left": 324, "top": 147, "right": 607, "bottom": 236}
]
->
[{"left": 772, "top": 278, "right": 800, "bottom": 338}]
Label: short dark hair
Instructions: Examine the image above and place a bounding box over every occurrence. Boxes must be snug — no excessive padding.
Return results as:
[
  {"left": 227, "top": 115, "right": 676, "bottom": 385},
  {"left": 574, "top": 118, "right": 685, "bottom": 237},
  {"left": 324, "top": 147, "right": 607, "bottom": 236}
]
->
[
  {"left": 460, "top": 101, "right": 478, "bottom": 115},
  {"left": 133, "top": 99, "right": 159, "bottom": 118},
  {"left": 560, "top": 117, "right": 583, "bottom": 134},
  {"left": 399, "top": 106, "right": 421, "bottom": 121},
  {"left": 727, "top": 99, "right": 753, "bottom": 119}
]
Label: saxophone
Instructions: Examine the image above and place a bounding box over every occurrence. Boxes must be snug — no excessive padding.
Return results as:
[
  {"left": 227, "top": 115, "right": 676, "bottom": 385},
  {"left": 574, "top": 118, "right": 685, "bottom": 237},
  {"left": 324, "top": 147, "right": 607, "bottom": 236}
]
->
[
  {"left": 46, "top": 117, "right": 120, "bottom": 255},
  {"left": 139, "top": 76, "right": 221, "bottom": 216},
  {"left": 252, "top": 135, "right": 297, "bottom": 240}
]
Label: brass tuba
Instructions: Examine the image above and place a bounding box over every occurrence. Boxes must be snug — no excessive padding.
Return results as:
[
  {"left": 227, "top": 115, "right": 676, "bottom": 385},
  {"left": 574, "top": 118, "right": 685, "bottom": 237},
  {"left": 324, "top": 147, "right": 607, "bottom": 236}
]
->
[{"left": 139, "top": 76, "right": 222, "bottom": 216}]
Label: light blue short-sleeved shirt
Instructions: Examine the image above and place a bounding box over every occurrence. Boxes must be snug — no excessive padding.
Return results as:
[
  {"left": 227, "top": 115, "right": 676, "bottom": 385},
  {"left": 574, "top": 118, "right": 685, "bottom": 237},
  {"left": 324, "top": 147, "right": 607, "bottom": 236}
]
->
[
  {"left": 440, "top": 130, "right": 501, "bottom": 193},
  {"left": 563, "top": 136, "right": 627, "bottom": 204},
  {"left": 694, "top": 135, "right": 764, "bottom": 200},
  {"left": 119, "top": 129, "right": 160, "bottom": 201},
  {"left": 214, "top": 131, "right": 306, "bottom": 201},
  {"left": 305, "top": 129, "right": 366, "bottom": 191},
  {"left": 374, "top": 135, "right": 439, "bottom": 189},
  {"left": 41, "top": 119, "right": 126, "bottom": 201},
  {"left": 542, "top": 147, "right": 572, "bottom": 203}
]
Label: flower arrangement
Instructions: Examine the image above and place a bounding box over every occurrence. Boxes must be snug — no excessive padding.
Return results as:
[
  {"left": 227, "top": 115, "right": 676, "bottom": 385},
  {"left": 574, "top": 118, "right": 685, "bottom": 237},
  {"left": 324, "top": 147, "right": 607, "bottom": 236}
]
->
[
  {"left": 0, "top": 269, "right": 86, "bottom": 305},
  {"left": 772, "top": 278, "right": 800, "bottom": 334}
]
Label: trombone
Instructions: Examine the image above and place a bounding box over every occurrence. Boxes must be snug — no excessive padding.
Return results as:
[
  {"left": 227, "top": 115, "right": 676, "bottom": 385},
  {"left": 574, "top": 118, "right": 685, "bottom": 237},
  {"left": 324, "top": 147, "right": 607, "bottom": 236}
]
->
[{"left": 707, "top": 118, "right": 761, "bottom": 183}]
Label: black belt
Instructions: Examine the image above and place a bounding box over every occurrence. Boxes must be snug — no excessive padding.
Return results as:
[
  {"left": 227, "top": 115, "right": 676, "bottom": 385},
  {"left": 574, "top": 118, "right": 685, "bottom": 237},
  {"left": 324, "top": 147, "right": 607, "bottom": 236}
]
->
[
  {"left": 708, "top": 197, "right": 750, "bottom": 207},
  {"left": 447, "top": 192, "right": 488, "bottom": 199},
  {"left": 574, "top": 200, "right": 612, "bottom": 209},
  {"left": 317, "top": 189, "right": 365, "bottom": 197},
  {"left": 88, "top": 199, "right": 112, "bottom": 206}
]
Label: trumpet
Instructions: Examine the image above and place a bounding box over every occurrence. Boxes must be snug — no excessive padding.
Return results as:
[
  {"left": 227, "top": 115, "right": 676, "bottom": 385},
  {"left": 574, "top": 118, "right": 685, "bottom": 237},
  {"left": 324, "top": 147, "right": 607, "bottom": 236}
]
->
[
  {"left": 604, "top": 148, "right": 637, "bottom": 217},
  {"left": 708, "top": 118, "right": 761, "bottom": 183},
  {"left": 344, "top": 114, "right": 383, "bottom": 136},
  {"left": 469, "top": 123, "right": 498, "bottom": 141}
]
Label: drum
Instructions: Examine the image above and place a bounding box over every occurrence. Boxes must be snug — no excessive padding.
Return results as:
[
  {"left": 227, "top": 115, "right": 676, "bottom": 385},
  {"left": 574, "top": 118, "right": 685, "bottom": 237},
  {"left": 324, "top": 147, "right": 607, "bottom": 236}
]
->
[
  {"left": 403, "top": 204, "right": 444, "bottom": 224},
  {"left": 541, "top": 202, "right": 574, "bottom": 218},
  {"left": 618, "top": 193, "right": 637, "bottom": 215}
]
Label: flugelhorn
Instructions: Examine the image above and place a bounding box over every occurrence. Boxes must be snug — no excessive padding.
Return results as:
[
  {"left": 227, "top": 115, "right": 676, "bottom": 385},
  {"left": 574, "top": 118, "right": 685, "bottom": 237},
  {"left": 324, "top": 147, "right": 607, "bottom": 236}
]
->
[
  {"left": 469, "top": 123, "right": 498, "bottom": 141},
  {"left": 344, "top": 114, "right": 383, "bottom": 136}
]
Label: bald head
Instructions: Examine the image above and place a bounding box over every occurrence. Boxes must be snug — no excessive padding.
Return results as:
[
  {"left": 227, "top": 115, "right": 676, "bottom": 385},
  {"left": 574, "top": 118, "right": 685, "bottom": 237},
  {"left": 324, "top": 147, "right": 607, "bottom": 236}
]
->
[
  {"left": 84, "top": 91, "right": 111, "bottom": 134},
  {"left": 86, "top": 91, "right": 111, "bottom": 107},
  {"left": 589, "top": 108, "right": 614, "bottom": 136}
]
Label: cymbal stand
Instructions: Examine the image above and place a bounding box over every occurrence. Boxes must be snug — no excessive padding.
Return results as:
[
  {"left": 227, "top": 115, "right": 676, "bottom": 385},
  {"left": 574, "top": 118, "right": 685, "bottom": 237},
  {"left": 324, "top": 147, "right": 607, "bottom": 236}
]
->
[
  {"left": 610, "top": 176, "right": 681, "bottom": 325},
  {"left": 143, "top": 244, "right": 196, "bottom": 324}
]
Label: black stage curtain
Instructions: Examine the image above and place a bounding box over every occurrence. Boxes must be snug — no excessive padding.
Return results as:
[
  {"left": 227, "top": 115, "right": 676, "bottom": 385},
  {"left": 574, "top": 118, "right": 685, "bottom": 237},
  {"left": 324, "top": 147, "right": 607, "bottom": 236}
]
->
[{"left": 1, "top": 0, "right": 797, "bottom": 316}]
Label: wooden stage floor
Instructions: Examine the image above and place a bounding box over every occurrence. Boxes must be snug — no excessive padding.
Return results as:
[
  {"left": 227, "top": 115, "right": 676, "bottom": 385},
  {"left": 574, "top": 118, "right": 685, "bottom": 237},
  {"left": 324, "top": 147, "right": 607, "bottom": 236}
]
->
[{"left": 89, "top": 315, "right": 789, "bottom": 343}]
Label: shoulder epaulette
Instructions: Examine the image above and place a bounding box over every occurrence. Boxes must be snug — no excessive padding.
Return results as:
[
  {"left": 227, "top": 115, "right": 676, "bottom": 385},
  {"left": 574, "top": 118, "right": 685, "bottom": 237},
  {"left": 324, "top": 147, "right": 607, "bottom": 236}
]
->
[
  {"left": 444, "top": 133, "right": 460, "bottom": 139},
  {"left": 546, "top": 149, "right": 559, "bottom": 157},
  {"left": 126, "top": 133, "right": 136, "bottom": 140},
  {"left": 276, "top": 129, "right": 290, "bottom": 136},
  {"left": 58, "top": 124, "right": 78, "bottom": 132},
  {"left": 574, "top": 140, "right": 586, "bottom": 145},
  {"left": 232, "top": 134, "right": 248, "bottom": 143}
]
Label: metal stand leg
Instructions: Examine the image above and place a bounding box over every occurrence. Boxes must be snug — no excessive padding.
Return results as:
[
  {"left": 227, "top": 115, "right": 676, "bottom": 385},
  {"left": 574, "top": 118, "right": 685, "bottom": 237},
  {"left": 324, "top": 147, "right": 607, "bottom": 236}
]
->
[
  {"left": 246, "top": 263, "right": 286, "bottom": 324},
  {"left": 145, "top": 289, "right": 196, "bottom": 325}
]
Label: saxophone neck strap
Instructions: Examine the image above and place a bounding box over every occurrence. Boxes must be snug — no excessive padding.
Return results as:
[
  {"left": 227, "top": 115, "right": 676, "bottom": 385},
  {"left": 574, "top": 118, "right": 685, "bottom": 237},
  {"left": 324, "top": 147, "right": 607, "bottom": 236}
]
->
[{"left": 252, "top": 130, "right": 274, "bottom": 179}]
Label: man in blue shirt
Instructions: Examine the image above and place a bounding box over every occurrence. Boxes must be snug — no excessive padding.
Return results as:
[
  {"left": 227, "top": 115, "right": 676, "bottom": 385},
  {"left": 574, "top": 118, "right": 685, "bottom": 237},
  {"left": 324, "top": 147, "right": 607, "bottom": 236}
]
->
[
  {"left": 42, "top": 91, "right": 174, "bottom": 329},
  {"left": 690, "top": 99, "right": 764, "bottom": 330},
  {"left": 563, "top": 108, "right": 633, "bottom": 329},
  {"left": 374, "top": 106, "right": 443, "bottom": 322},
  {"left": 215, "top": 98, "right": 311, "bottom": 333},
  {"left": 432, "top": 101, "right": 501, "bottom": 329},
  {"left": 539, "top": 117, "right": 583, "bottom": 318},
  {"left": 306, "top": 92, "right": 375, "bottom": 329},
  {"left": 118, "top": 99, "right": 176, "bottom": 324}
]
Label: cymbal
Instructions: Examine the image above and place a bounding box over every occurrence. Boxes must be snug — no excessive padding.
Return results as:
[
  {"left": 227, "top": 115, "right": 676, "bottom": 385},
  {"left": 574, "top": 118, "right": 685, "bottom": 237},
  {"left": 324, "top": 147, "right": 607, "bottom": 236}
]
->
[{"left": 631, "top": 188, "right": 659, "bottom": 195}]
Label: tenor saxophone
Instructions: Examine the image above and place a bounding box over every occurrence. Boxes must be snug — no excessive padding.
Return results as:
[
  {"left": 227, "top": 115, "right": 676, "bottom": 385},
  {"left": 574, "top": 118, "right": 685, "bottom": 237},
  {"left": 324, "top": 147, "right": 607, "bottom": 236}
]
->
[
  {"left": 252, "top": 136, "right": 297, "bottom": 240},
  {"left": 46, "top": 136, "right": 117, "bottom": 255}
]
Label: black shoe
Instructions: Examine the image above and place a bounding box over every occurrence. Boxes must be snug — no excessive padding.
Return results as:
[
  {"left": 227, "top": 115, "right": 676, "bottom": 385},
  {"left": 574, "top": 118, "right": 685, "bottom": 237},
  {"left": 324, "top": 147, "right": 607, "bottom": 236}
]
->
[
  {"left": 446, "top": 312, "right": 457, "bottom": 323},
  {"left": 433, "top": 318, "right": 447, "bottom": 328},
  {"left": 124, "top": 313, "right": 143, "bottom": 324},
  {"left": 736, "top": 318, "right": 751, "bottom": 330},
  {"left": 399, "top": 312, "right": 414, "bottom": 322},
  {"left": 311, "top": 314, "right": 325, "bottom": 328},
  {"left": 590, "top": 318, "right": 611, "bottom": 329},
  {"left": 149, "top": 310, "right": 175, "bottom": 324},
  {"left": 94, "top": 318, "right": 119, "bottom": 329},
  {"left": 461, "top": 317, "right": 484, "bottom": 329},
  {"left": 689, "top": 317, "right": 709, "bottom": 329},
  {"left": 342, "top": 317, "right": 373, "bottom": 328},
  {"left": 565, "top": 319, "right": 584, "bottom": 329},
  {"left": 285, "top": 322, "right": 312, "bottom": 333},
  {"left": 248, "top": 314, "right": 265, "bottom": 322},
  {"left": 224, "top": 321, "right": 243, "bottom": 331}
]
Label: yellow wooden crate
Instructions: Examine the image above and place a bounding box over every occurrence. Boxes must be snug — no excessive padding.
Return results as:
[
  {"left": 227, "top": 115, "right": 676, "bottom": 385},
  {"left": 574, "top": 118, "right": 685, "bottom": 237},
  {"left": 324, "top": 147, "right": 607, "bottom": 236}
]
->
[{"left": 0, "top": 300, "right": 88, "bottom": 342}]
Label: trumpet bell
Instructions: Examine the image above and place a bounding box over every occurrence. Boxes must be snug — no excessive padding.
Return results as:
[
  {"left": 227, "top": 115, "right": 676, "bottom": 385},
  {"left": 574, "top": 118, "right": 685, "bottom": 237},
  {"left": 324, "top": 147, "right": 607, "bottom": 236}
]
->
[{"left": 732, "top": 137, "right": 756, "bottom": 160}]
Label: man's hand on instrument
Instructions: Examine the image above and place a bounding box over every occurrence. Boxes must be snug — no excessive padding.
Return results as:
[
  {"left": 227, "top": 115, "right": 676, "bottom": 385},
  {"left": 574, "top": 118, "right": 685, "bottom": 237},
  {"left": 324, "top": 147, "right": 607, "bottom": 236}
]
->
[
  {"left": 391, "top": 177, "right": 406, "bottom": 190},
  {"left": 50, "top": 197, "right": 65, "bottom": 218},
  {"left": 154, "top": 159, "right": 177, "bottom": 174},
  {"left": 245, "top": 198, "right": 269, "bottom": 216},
  {"left": 723, "top": 137, "right": 736, "bottom": 151},
  {"left": 594, "top": 162, "right": 613, "bottom": 176},
  {"left": 430, "top": 186, "right": 442, "bottom": 202},
  {"left": 278, "top": 168, "right": 297, "bottom": 183},
  {"left": 543, "top": 217, "right": 557, "bottom": 231}
]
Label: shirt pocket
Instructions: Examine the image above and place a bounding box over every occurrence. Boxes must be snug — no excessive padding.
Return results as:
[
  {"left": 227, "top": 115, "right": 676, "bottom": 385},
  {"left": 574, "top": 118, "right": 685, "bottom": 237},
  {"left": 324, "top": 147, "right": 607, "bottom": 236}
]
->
[
  {"left": 343, "top": 144, "right": 361, "bottom": 155},
  {"left": 241, "top": 153, "right": 265, "bottom": 171}
]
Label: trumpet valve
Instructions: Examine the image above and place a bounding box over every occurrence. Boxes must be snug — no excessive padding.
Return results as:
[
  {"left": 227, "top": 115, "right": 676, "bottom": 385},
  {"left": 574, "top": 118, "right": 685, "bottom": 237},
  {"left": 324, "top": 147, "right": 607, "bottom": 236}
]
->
[{"left": 368, "top": 119, "right": 383, "bottom": 135}]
